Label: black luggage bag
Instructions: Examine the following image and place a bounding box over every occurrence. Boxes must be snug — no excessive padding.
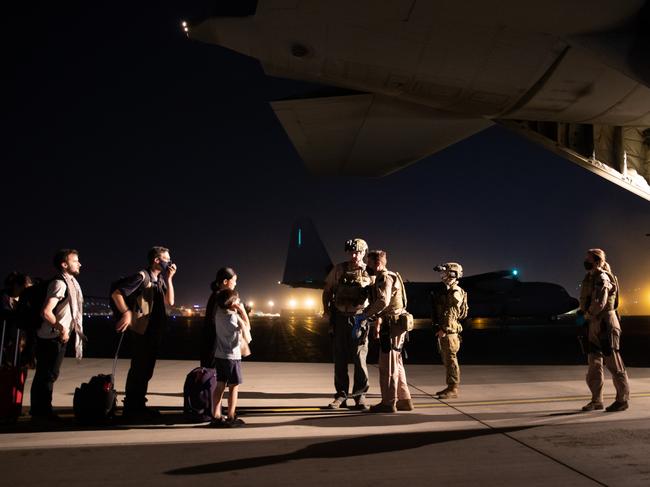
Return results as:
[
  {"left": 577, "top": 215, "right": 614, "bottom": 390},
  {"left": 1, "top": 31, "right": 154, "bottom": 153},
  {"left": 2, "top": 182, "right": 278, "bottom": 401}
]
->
[{"left": 73, "top": 333, "right": 124, "bottom": 424}]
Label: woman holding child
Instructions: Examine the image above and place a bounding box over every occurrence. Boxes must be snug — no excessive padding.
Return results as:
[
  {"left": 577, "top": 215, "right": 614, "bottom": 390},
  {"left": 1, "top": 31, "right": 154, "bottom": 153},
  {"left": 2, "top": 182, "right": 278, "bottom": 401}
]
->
[{"left": 203, "top": 267, "right": 251, "bottom": 428}]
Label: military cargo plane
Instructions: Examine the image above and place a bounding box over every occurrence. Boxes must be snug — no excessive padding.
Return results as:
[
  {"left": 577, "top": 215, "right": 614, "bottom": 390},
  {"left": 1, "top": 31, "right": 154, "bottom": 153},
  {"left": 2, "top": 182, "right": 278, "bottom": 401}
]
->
[
  {"left": 186, "top": 0, "right": 650, "bottom": 201},
  {"left": 280, "top": 218, "right": 579, "bottom": 320}
]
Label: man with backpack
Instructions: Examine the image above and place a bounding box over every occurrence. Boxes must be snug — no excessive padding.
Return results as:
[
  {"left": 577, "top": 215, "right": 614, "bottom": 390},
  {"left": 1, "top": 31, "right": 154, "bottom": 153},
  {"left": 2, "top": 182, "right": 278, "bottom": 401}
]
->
[
  {"left": 432, "top": 262, "right": 468, "bottom": 399},
  {"left": 30, "top": 249, "right": 84, "bottom": 421},
  {"left": 110, "top": 246, "right": 177, "bottom": 419}
]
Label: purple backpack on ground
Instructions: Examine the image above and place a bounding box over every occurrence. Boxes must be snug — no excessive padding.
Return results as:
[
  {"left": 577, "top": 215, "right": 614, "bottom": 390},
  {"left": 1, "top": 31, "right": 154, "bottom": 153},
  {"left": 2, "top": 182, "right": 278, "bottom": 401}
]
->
[{"left": 183, "top": 367, "right": 217, "bottom": 423}]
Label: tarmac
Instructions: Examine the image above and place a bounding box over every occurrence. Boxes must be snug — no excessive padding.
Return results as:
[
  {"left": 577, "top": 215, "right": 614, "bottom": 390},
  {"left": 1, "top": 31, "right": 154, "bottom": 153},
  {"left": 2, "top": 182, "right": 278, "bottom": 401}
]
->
[{"left": 1, "top": 359, "right": 650, "bottom": 486}]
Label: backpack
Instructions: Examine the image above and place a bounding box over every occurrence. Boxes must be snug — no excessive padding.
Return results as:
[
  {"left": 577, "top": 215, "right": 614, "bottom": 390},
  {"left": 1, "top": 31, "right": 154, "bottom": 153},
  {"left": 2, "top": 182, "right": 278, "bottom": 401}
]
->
[
  {"left": 393, "top": 272, "right": 414, "bottom": 332},
  {"left": 183, "top": 367, "right": 217, "bottom": 423},
  {"left": 16, "top": 277, "right": 67, "bottom": 331}
]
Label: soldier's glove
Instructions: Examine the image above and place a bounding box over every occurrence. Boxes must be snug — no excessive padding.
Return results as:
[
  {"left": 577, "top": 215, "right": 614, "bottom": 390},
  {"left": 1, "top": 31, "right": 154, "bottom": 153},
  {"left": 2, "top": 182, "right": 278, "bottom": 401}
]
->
[{"left": 352, "top": 314, "right": 368, "bottom": 340}]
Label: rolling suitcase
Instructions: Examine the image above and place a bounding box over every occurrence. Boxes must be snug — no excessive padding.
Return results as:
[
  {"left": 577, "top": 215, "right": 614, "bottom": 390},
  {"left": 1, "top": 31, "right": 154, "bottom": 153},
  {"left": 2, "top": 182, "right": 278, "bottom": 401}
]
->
[
  {"left": 73, "top": 333, "right": 124, "bottom": 424},
  {"left": 0, "top": 320, "right": 27, "bottom": 423}
]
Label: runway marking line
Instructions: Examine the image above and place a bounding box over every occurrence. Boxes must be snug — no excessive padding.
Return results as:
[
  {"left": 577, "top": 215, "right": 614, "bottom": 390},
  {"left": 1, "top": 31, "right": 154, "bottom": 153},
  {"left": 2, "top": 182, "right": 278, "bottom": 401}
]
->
[{"left": 414, "top": 391, "right": 650, "bottom": 409}]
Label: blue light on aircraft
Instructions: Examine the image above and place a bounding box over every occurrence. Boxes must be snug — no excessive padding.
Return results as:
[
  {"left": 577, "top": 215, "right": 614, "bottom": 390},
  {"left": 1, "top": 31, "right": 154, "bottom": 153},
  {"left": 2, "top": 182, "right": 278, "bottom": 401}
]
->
[
  {"left": 512, "top": 269, "right": 519, "bottom": 276},
  {"left": 298, "top": 228, "right": 302, "bottom": 247}
]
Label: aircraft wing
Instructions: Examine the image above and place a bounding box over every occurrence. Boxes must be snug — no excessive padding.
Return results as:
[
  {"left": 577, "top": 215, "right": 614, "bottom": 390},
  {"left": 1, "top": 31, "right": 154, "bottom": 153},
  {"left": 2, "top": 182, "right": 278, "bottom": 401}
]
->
[{"left": 271, "top": 94, "right": 493, "bottom": 176}]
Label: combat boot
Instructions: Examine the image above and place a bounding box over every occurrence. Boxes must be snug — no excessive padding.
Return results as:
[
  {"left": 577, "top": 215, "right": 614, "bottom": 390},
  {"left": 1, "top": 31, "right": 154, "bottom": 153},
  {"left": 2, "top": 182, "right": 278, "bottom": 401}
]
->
[
  {"left": 605, "top": 400, "right": 629, "bottom": 412},
  {"left": 437, "top": 387, "right": 459, "bottom": 399},
  {"left": 367, "top": 402, "right": 397, "bottom": 413},
  {"left": 581, "top": 401, "right": 604, "bottom": 411},
  {"left": 396, "top": 399, "right": 414, "bottom": 411}
]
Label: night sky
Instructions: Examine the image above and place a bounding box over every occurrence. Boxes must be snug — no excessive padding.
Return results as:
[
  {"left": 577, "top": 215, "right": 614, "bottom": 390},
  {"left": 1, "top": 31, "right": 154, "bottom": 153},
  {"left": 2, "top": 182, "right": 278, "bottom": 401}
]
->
[{"left": 3, "top": 3, "right": 649, "bottom": 313}]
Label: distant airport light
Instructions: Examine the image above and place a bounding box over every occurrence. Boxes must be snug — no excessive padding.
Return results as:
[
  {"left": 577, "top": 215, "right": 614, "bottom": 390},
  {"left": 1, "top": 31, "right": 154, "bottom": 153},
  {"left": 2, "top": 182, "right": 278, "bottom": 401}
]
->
[
  {"left": 181, "top": 21, "right": 187, "bottom": 27},
  {"left": 247, "top": 301, "right": 254, "bottom": 307},
  {"left": 288, "top": 299, "right": 297, "bottom": 309},
  {"left": 512, "top": 269, "right": 519, "bottom": 276},
  {"left": 304, "top": 298, "right": 315, "bottom": 308},
  {"left": 268, "top": 300, "right": 274, "bottom": 308}
]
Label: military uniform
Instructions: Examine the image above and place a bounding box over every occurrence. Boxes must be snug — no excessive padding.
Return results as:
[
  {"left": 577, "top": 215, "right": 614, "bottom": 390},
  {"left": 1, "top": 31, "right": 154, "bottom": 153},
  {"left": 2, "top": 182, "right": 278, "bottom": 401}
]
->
[
  {"left": 433, "top": 282, "right": 466, "bottom": 396},
  {"left": 365, "top": 269, "right": 412, "bottom": 412},
  {"left": 322, "top": 260, "right": 372, "bottom": 406},
  {"left": 583, "top": 269, "right": 629, "bottom": 410}
]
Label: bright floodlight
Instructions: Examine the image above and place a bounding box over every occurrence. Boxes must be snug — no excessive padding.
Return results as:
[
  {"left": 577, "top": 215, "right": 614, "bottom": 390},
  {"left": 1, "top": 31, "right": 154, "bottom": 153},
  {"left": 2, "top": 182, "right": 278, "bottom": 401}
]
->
[
  {"left": 247, "top": 301, "right": 254, "bottom": 307},
  {"left": 268, "top": 300, "right": 274, "bottom": 307},
  {"left": 305, "top": 298, "right": 315, "bottom": 308},
  {"left": 182, "top": 21, "right": 187, "bottom": 27},
  {"left": 288, "top": 299, "right": 297, "bottom": 308}
]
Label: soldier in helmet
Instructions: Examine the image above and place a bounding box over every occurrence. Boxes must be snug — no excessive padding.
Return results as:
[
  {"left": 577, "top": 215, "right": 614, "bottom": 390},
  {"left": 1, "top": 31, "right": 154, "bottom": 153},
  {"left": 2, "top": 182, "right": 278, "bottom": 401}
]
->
[
  {"left": 580, "top": 248, "right": 630, "bottom": 412},
  {"left": 431, "top": 262, "right": 468, "bottom": 399},
  {"left": 322, "top": 238, "right": 372, "bottom": 410}
]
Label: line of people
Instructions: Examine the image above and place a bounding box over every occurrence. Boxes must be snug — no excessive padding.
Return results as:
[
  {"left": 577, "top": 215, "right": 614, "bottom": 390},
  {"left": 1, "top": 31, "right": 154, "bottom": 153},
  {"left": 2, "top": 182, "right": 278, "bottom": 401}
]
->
[{"left": 0, "top": 242, "right": 630, "bottom": 426}]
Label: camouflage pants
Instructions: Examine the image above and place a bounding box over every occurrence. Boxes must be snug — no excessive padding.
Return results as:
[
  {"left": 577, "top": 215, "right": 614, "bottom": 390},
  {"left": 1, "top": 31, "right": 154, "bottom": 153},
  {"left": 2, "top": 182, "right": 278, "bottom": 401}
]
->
[{"left": 440, "top": 334, "right": 461, "bottom": 386}]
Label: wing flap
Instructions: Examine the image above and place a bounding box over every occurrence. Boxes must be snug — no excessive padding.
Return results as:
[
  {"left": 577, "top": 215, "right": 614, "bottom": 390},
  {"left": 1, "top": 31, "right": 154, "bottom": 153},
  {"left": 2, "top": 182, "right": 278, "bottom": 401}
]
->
[{"left": 271, "top": 94, "right": 493, "bottom": 176}]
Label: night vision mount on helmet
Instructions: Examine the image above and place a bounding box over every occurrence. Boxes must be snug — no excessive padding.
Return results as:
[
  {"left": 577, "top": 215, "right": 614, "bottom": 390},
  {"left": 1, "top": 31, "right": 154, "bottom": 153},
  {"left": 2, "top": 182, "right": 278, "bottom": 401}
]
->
[
  {"left": 434, "top": 262, "right": 464, "bottom": 278},
  {"left": 344, "top": 238, "right": 368, "bottom": 253}
]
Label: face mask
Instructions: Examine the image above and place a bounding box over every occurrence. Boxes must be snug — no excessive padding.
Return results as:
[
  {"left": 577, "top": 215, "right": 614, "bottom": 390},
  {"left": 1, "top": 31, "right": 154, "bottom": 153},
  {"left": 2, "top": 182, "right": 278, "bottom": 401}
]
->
[
  {"left": 159, "top": 260, "right": 171, "bottom": 271},
  {"left": 583, "top": 261, "right": 593, "bottom": 271}
]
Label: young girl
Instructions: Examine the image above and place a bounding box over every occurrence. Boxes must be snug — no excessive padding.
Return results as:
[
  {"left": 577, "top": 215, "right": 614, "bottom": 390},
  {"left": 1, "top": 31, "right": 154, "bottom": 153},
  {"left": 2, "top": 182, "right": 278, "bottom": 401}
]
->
[{"left": 209, "top": 288, "right": 250, "bottom": 427}]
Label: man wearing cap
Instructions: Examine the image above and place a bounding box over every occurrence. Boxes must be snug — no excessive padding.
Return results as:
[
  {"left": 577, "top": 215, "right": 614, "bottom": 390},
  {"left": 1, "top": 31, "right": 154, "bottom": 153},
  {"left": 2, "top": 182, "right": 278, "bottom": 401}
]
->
[
  {"left": 322, "top": 238, "right": 372, "bottom": 410},
  {"left": 431, "top": 263, "right": 468, "bottom": 399}
]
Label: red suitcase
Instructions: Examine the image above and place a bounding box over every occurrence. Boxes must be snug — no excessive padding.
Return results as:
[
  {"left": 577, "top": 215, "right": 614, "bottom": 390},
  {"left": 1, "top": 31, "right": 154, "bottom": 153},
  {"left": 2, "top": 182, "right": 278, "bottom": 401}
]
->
[{"left": 0, "top": 320, "right": 27, "bottom": 422}]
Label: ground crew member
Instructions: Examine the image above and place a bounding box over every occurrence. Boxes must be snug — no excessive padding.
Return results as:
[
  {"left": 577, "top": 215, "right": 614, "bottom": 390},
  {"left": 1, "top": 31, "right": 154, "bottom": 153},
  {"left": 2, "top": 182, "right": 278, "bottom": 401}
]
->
[
  {"left": 322, "top": 238, "right": 372, "bottom": 410},
  {"left": 580, "top": 248, "right": 630, "bottom": 412},
  {"left": 358, "top": 250, "right": 413, "bottom": 413},
  {"left": 432, "top": 262, "right": 468, "bottom": 399}
]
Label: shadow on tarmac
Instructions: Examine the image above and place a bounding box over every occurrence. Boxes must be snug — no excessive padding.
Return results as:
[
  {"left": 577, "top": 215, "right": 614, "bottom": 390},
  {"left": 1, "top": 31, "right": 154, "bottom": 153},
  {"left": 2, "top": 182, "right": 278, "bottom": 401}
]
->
[
  {"left": 142, "top": 391, "right": 338, "bottom": 400},
  {"left": 165, "top": 427, "right": 532, "bottom": 475}
]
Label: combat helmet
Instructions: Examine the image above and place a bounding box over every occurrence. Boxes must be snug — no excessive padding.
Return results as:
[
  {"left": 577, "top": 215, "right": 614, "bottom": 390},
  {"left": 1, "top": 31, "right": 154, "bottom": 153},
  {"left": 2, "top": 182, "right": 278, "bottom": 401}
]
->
[
  {"left": 434, "top": 262, "right": 463, "bottom": 278},
  {"left": 344, "top": 238, "right": 368, "bottom": 254}
]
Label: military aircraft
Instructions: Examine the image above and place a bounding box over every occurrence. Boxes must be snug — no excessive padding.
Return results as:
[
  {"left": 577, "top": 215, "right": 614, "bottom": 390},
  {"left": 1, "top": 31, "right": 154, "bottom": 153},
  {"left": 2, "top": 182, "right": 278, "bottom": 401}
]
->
[
  {"left": 281, "top": 218, "right": 579, "bottom": 320},
  {"left": 185, "top": 0, "right": 650, "bottom": 201}
]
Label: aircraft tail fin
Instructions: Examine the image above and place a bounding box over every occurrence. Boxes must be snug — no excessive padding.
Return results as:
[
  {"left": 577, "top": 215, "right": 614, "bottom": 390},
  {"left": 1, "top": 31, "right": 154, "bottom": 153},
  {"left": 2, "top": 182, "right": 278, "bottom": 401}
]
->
[{"left": 281, "top": 218, "right": 333, "bottom": 289}]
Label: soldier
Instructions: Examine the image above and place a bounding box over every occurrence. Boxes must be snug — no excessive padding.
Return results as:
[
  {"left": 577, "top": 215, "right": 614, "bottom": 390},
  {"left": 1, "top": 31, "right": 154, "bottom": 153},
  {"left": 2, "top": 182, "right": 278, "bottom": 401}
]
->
[
  {"left": 322, "top": 238, "right": 372, "bottom": 410},
  {"left": 432, "top": 263, "right": 468, "bottom": 399},
  {"left": 358, "top": 250, "right": 413, "bottom": 413},
  {"left": 580, "top": 248, "right": 630, "bottom": 412}
]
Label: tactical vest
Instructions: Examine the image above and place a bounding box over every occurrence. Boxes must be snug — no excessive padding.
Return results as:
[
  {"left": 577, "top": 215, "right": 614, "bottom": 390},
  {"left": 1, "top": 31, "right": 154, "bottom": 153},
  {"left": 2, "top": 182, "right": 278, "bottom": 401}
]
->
[
  {"left": 334, "top": 263, "right": 370, "bottom": 313},
  {"left": 432, "top": 284, "right": 467, "bottom": 333},
  {"left": 371, "top": 270, "right": 405, "bottom": 317}
]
